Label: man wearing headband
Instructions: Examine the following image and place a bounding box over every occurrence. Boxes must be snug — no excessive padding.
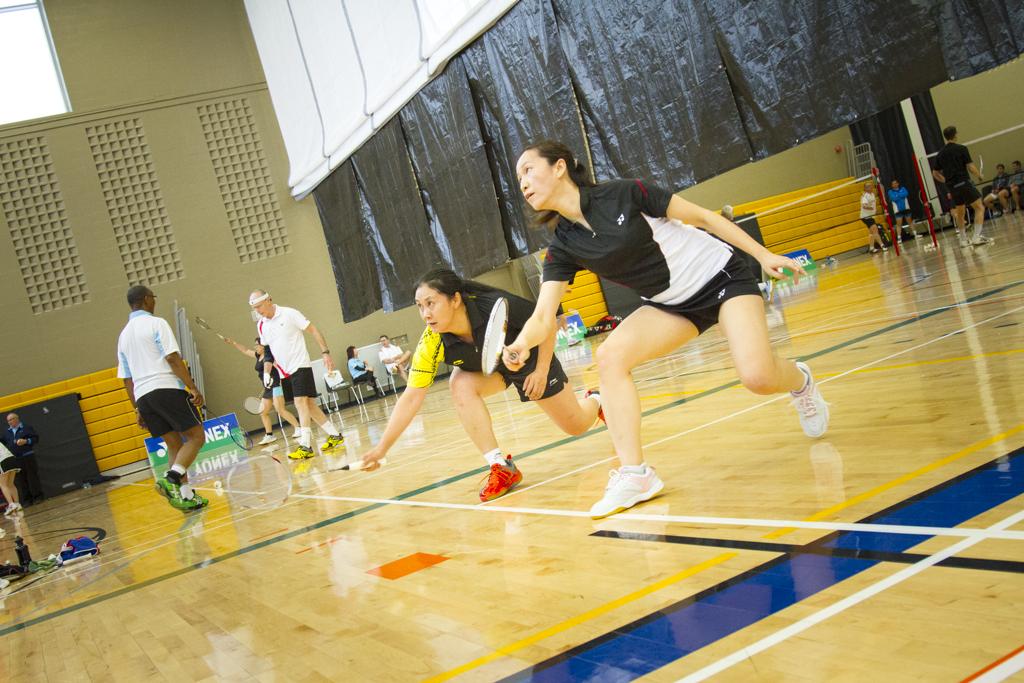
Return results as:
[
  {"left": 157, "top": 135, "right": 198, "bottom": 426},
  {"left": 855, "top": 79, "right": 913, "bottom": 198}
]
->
[{"left": 249, "top": 290, "right": 344, "bottom": 459}]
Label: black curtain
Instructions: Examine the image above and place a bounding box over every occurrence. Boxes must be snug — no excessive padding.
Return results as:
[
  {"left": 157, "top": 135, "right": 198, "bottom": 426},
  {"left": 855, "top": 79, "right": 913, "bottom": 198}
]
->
[
  {"left": 350, "top": 118, "right": 445, "bottom": 313},
  {"left": 551, "top": 0, "right": 751, "bottom": 188},
  {"left": 313, "top": 161, "right": 381, "bottom": 322},
  {"left": 399, "top": 58, "right": 509, "bottom": 278},
  {"left": 931, "top": 0, "right": 1024, "bottom": 80},
  {"left": 705, "top": 0, "right": 948, "bottom": 160},
  {"left": 460, "top": 0, "right": 587, "bottom": 258}
]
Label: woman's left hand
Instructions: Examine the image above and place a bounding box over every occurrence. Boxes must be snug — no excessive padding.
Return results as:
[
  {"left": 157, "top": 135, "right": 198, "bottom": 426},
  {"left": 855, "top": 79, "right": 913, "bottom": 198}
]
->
[
  {"left": 758, "top": 252, "right": 806, "bottom": 283},
  {"left": 521, "top": 365, "right": 549, "bottom": 400}
]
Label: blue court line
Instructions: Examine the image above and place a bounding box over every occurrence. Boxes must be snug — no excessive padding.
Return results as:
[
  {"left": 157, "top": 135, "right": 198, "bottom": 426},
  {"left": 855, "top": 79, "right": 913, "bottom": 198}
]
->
[
  {"left": 503, "top": 446, "right": 1024, "bottom": 682},
  {"left": 1, "top": 279, "right": 1020, "bottom": 639}
]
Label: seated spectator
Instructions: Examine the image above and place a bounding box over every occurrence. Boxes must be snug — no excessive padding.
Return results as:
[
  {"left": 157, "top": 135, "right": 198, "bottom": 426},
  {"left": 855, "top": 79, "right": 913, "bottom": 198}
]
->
[
  {"left": 1008, "top": 160, "right": 1023, "bottom": 213},
  {"left": 983, "top": 164, "right": 1012, "bottom": 216},
  {"left": 347, "top": 347, "right": 383, "bottom": 398},
  {"left": 888, "top": 180, "right": 922, "bottom": 241},
  {"left": 378, "top": 335, "right": 411, "bottom": 382}
]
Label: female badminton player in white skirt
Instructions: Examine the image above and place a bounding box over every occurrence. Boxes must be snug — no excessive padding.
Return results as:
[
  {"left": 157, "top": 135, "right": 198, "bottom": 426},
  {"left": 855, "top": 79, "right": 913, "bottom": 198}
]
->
[
  {"left": 359, "top": 268, "right": 602, "bottom": 502},
  {"left": 0, "top": 442, "right": 22, "bottom": 515},
  {"left": 505, "top": 141, "right": 830, "bottom": 519}
]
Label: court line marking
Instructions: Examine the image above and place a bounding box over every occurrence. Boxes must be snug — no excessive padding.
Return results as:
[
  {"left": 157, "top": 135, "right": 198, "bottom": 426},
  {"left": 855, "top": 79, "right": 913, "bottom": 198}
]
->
[
  {"left": 290, "top": 494, "right": 1024, "bottom": 541},
  {"left": 419, "top": 553, "right": 738, "bottom": 683},
  {"left": 962, "top": 643, "right": 1024, "bottom": 683},
  {"left": 5, "top": 275, "right": 1021, "bottom": 621},
  {"left": 673, "top": 507, "right": 1024, "bottom": 683},
  {"left": 764, "top": 420, "right": 1024, "bottom": 539}
]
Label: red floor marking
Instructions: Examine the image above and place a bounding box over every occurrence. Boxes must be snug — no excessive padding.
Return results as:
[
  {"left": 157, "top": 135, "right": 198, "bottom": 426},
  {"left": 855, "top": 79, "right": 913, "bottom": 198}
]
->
[
  {"left": 250, "top": 528, "right": 288, "bottom": 542},
  {"left": 960, "top": 642, "right": 1024, "bottom": 682},
  {"left": 366, "top": 552, "right": 449, "bottom": 580}
]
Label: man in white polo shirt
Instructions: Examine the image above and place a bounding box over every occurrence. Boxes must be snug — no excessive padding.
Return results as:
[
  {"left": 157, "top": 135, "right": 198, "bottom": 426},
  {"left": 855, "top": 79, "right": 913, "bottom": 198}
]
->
[
  {"left": 378, "top": 334, "right": 411, "bottom": 383},
  {"left": 249, "top": 290, "right": 344, "bottom": 459},
  {"left": 117, "top": 285, "right": 208, "bottom": 512}
]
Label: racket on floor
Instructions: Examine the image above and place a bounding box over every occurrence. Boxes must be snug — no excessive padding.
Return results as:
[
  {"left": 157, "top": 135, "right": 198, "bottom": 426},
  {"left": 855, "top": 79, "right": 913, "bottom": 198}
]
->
[
  {"left": 243, "top": 396, "right": 263, "bottom": 415},
  {"left": 481, "top": 297, "right": 517, "bottom": 375},
  {"left": 194, "top": 316, "right": 226, "bottom": 340},
  {"left": 225, "top": 455, "right": 291, "bottom": 509},
  {"left": 229, "top": 425, "right": 254, "bottom": 451}
]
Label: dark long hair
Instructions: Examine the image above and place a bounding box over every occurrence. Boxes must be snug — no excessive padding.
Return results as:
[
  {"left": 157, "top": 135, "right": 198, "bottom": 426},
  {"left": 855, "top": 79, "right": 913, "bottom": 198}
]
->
[
  {"left": 346, "top": 346, "right": 357, "bottom": 359},
  {"left": 414, "top": 268, "right": 502, "bottom": 302},
  {"left": 522, "top": 140, "right": 596, "bottom": 227}
]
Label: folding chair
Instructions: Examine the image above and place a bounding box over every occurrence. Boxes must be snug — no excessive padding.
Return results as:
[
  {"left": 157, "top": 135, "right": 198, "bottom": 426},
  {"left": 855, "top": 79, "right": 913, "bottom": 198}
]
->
[{"left": 324, "top": 370, "right": 358, "bottom": 408}]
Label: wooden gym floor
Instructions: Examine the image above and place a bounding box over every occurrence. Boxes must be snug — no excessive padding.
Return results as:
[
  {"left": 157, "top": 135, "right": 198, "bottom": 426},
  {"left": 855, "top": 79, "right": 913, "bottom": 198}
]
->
[{"left": 2, "top": 215, "right": 1024, "bottom": 683}]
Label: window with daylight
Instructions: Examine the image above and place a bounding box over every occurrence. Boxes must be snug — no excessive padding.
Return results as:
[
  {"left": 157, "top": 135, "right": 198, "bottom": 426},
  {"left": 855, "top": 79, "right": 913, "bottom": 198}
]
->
[{"left": 0, "top": 1, "right": 70, "bottom": 127}]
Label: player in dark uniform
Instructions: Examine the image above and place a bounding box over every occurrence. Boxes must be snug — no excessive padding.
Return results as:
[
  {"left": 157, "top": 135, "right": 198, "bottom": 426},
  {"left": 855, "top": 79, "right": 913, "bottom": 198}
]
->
[
  {"left": 933, "top": 126, "right": 990, "bottom": 247},
  {"left": 224, "top": 336, "right": 301, "bottom": 444},
  {"left": 506, "top": 140, "right": 830, "bottom": 518},
  {"left": 359, "top": 269, "right": 601, "bottom": 501}
]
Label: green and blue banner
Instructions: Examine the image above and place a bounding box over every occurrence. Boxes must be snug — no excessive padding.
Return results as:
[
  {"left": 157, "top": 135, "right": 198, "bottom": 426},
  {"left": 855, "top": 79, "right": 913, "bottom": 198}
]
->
[
  {"left": 145, "top": 413, "right": 246, "bottom": 481},
  {"left": 555, "top": 312, "right": 586, "bottom": 349}
]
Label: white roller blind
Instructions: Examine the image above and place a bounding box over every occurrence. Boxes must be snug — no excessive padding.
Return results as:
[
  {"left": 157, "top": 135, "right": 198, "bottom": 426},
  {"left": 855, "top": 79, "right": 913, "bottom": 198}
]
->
[{"left": 244, "top": 0, "right": 518, "bottom": 198}]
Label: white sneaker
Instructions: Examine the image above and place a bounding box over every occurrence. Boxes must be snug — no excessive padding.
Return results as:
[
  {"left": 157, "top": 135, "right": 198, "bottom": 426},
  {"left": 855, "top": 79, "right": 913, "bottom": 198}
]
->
[
  {"left": 958, "top": 232, "right": 971, "bottom": 247},
  {"left": 589, "top": 465, "right": 665, "bottom": 519},
  {"left": 971, "top": 234, "right": 993, "bottom": 245},
  {"left": 291, "top": 429, "right": 301, "bottom": 438},
  {"left": 259, "top": 433, "right": 277, "bottom": 445},
  {"left": 791, "top": 362, "right": 830, "bottom": 438}
]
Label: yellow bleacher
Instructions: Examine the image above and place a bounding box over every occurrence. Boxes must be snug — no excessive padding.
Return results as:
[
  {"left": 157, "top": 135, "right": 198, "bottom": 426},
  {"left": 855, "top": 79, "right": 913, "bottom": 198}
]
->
[
  {"left": 560, "top": 269, "right": 610, "bottom": 327},
  {"left": 733, "top": 177, "right": 883, "bottom": 260},
  {"left": 0, "top": 368, "right": 149, "bottom": 473}
]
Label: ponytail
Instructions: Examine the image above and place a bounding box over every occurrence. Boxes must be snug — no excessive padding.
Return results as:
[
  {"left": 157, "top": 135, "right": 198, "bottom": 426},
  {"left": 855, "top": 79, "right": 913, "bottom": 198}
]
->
[
  {"left": 414, "top": 268, "right": 502, "bottom": 301},
  {"left": 522, "top": 140, "right": 595, "bottom": 228}
]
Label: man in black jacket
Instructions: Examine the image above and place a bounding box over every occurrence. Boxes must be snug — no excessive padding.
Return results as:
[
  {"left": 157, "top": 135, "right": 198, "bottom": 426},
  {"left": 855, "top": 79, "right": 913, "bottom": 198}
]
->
[{"left": 1, "top": 413, "right": 43, "bottom": 505}]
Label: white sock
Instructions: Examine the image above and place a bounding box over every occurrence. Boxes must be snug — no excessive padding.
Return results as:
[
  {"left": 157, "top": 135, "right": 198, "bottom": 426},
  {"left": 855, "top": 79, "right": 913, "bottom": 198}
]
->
[
  {"left": 179, "top": 484, "right": 195, "bottom": 501},
  {"left": 588, "top": 392, "right": 602, "bottom": 409},
  {"left": 974, "top": 222, "right": 984, "bottom": 236},
  {"left": 321, "top": 421, "right": 340, "bottom": 437},
  {"left": 171, "top": 464, "right": 187, "bottom": 476},
  {"left": 620, "top": 464, "right": 647, "bottom": 474},
  {"left": 483, "top": 449, "right": 506, "bottom": 467},
  {"left": 791, "top": 365, "right": 813, "bottom": 396},
  {"left": 300, "top": 427, "right": 312, "bottom": 447}
]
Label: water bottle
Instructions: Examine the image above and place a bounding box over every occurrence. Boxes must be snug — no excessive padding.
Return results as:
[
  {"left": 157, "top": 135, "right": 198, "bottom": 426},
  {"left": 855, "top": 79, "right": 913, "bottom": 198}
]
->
[
  {"left": 82, "top": 483, "right": 91, "bottom": 489},
  {"left": 14, "top": 537, "right": 31, "bottom": 566}
]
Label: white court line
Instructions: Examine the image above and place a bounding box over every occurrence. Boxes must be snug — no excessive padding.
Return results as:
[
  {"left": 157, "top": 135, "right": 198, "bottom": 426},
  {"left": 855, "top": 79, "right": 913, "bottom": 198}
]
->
[
  {"left": 672, "top": 507, "right": 1024, "bottom": 683},
  {"left": 972, "top": 650, "right": 1024, "bottom": 683},
  {"left": 291, "top": 494, "right": 1024, "bottom": 541}
]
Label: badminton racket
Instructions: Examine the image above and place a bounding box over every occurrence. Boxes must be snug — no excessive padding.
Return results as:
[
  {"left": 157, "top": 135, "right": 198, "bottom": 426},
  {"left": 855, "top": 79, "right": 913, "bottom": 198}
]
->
[
  {"left": 243, "top": 397, "right": 263, "bottom": 415},
  {"left": 340, "top": 457, "right": 386, "bottom": 471},
  {"left": 481, "top": 297, "right": 518, "bottom": 375},
  {"left": 225, "top": 455, "right": 291, "bottom": 509},
  {"left": 193, "top": 316, "right": 225, "bottom": 340},
  {"left": 229, "top": 425, "right": 254, "bottom": 451}
]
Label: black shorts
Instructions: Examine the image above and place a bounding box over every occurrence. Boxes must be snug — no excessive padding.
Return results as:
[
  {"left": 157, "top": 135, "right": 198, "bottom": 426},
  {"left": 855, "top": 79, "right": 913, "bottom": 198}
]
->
[
  {"left": 284, "top": 366, "right": 317, "bottom": 398},
  {"left": 861, "top": 216, "right": 876, "bottom": 228},
  {"left": 0, "top": 456, "right": 20, "bottom": 476},
  {"left": 950, "top": 181, "right": 981, "bottom": 206},
  {"left": 895, "top": 209, "right": 911, "bottom": 218},
  {"left": 136, "top": 388, "right": 203, "bottom": 438},
  {"left": 642, "top": 252, "right": 762, "bottom": 334},
  {"left": 503, "top": 356, "right": 570, "bottom": 403}
]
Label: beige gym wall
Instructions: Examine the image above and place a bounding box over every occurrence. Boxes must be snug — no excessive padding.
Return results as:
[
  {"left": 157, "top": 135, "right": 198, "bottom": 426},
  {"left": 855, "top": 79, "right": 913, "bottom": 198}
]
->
[
  {"left": 0, "top": 0, "right": 439, "bottom": 432},
  {"left": 930, "top": 56, "right": 1024, "bottom": 174}
]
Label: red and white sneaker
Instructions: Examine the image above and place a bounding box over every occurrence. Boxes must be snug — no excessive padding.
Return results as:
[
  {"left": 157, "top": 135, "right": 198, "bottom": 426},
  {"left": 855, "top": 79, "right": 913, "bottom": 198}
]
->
[
  {"left": 479, "top": 457, "right": 523, "bottom": 502},
  {"left": 589, "top": 465, "right": 664, "bottom": 519},
  {"left": 585, "top": 389, "right": 605, "bottom": 427}
]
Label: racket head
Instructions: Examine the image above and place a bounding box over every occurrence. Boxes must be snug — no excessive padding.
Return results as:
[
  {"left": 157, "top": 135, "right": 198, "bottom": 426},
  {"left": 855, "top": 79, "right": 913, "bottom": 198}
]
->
[
  {"left": 225, "top": 455, "right": 291, "bottom": 509},
  {"left": 230, "top": 425, "right": 254, "bottom": 451},
  {"left": 243, "top": 397, "right": 263, "bottom": 415},
  {"left": 194, "top": 316, "right": 211, "bottom": 330},
  {"left": 481, "top": 297, "right": 508, "bottom": 375}
]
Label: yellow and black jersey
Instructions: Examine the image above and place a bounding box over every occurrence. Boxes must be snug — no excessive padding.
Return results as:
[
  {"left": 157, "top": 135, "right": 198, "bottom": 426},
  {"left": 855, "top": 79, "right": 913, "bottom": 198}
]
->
[{"left": 407, "top": 287, "right": 546, "bottom": 389}]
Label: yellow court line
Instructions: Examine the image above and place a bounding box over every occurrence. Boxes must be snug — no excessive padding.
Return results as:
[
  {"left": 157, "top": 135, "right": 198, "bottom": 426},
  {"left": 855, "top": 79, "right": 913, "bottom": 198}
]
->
[
  {"left": 764, "top": 421, "right": 1024, "bottom": 539},
  {"left": 420, "top": 552, "right": 738, "bottom": 683}
]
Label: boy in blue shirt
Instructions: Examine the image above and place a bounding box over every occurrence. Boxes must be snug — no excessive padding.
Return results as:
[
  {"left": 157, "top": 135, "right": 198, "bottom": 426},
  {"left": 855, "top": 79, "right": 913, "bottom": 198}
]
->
[{"left": 888, "top": 180, "right": 922, "bottom": 242}]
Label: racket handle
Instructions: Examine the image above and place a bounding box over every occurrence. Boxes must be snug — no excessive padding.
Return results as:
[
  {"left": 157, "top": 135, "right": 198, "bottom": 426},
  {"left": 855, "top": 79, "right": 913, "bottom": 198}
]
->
[{"left": 507, "top": 350, "right": 519, "bottom": 362}]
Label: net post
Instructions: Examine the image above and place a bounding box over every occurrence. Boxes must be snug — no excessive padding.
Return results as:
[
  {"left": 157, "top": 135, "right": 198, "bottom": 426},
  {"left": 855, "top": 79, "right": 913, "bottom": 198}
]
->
[
  {"left": 911, "top": 153, "right": 940, "bottom": 249},
  {"left": 872, "top": 167, "right": 899, "bottom": 256}
]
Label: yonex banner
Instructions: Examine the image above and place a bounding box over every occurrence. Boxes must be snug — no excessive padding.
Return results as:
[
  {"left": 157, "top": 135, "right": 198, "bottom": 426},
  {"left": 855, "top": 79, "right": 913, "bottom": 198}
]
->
[
  {"left": 145, "top": 413, "right": 245, "bottom": 481},
  {"left": 780, "top": 248, "right": 819, "bottom": 279},
  {"left": 555, "top": 312, "right": 586, "bottom": 349}
]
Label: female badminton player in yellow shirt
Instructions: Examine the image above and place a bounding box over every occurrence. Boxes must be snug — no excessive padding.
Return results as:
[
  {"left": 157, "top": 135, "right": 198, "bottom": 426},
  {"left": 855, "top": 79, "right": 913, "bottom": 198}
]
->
[{"left": 359, "top": 268, "right": 601, "bottom": 501}]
